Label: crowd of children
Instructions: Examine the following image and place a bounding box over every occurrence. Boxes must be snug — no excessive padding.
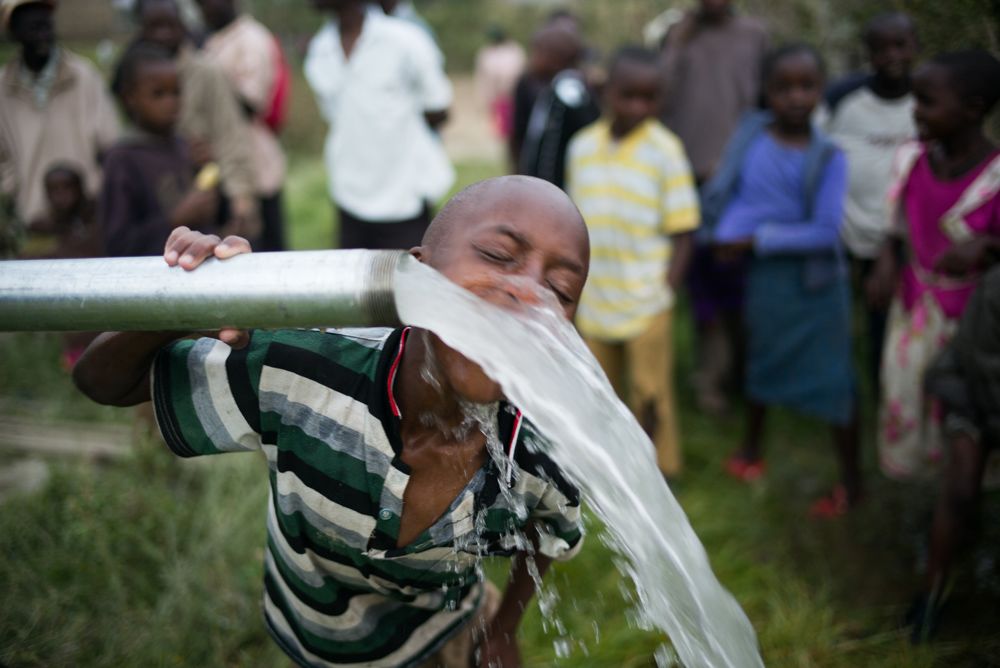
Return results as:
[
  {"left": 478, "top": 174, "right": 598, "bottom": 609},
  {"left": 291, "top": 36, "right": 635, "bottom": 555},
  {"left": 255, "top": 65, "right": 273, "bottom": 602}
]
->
[{"left": 3, "top": 0, "right": 1000, "bottom": 662}]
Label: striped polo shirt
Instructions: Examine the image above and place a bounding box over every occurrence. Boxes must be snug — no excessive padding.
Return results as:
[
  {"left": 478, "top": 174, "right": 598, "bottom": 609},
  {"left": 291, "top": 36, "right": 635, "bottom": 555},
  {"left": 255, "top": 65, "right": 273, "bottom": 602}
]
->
[
  {"left": 568, "top": 118, "right": 700, "bottom": 340},
  {"left": 151, "top": 327, "right": 583, "bottom": 668}
]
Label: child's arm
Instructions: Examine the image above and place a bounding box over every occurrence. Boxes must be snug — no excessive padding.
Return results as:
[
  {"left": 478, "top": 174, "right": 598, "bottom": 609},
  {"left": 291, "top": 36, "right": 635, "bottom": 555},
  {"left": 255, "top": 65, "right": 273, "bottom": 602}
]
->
[
  {"left": 479, "top": 530, "right": 554, "bottom": 667},
  {"left": 73, "top": 229, "right": 251, "bottom": 406},
  {"left": 752, "top": 151, "right": 848, "bottom": 255},
  {"left": 866, "top": 237, "right": 903, "bottom": 310},
  {"left": 668, "top": 231, "right": 694, "bottom": 291}
]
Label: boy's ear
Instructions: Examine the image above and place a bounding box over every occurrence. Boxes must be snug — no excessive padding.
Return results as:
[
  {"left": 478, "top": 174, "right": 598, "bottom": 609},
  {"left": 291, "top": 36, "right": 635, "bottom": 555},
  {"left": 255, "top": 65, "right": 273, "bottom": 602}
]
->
[{"left": 408, "top": 246, "right": 426, "bottom": 263}]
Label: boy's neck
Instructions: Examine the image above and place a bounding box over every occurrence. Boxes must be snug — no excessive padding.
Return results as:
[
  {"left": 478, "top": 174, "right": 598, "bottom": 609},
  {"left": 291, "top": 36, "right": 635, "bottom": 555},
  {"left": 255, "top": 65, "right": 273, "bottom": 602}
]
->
[
  {"left": 394, "top": 331, "right": 482, "bottom": 443},
  {"left": 869, "top": 73, "right": 911, "bottom": 100},
  {"left": 337, "top": 3, "right": 366, "bottom": 33},
  {"left": 769, "top": 120, "right": 812, "bottom": 146},
  {"left": 609, "top": 117, "right": 644, "bottom": 140},
  {"left": 21, "top": 49, "right": 52, "bottom": 75}
]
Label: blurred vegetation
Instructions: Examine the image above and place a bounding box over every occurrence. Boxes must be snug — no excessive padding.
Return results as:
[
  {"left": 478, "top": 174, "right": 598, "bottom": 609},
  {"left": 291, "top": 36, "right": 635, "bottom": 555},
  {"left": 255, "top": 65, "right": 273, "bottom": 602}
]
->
[{"left": 233, "top": 0, "right": 1000, "bottom": 75}]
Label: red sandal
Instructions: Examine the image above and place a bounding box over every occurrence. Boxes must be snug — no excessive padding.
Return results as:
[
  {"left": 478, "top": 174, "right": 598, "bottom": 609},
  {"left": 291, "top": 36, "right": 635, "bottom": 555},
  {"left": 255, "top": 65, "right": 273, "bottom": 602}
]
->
[
  {"left": 724, "top": 454, "right": 766, "bottom": 482},
  {"left": 808, "top": 485, "right": 850, "bottom": 519}
]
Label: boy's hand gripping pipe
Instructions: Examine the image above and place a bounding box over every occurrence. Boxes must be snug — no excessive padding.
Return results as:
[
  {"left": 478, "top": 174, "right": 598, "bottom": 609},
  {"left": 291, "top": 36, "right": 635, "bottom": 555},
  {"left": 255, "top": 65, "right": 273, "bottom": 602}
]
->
[{"left": 0, "top": 250, "right": 407, "bottom": 331}]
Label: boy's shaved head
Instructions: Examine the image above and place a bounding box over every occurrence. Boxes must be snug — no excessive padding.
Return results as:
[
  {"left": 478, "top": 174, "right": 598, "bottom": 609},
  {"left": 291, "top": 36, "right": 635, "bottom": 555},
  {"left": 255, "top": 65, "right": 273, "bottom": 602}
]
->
[
  {"left": 422, "top": 175, "right": 588, "bottom": 264},
  {"left": 412, "top": 175, "right": 590, "bottom": 404}
]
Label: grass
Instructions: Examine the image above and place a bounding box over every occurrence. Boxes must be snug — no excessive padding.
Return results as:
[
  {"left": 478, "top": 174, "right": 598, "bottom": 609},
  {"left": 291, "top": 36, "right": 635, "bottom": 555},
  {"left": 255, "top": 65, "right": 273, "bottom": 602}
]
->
[{"left": 2, "top": 159, "right": 1000, "bottom": 668}]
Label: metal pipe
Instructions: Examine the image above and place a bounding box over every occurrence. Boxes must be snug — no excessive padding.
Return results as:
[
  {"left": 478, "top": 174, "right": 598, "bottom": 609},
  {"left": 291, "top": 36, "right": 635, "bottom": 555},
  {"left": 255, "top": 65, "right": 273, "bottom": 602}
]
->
[{"left": 0, "top": 250, "right": 407, "bottom": 332}]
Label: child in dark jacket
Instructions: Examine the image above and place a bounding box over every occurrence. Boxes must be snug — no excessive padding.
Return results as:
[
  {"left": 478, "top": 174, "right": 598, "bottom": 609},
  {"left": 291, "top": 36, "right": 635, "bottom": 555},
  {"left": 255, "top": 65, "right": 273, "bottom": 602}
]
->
[{"left": 101, "top": 42, "right": 219, "bottom": 257}]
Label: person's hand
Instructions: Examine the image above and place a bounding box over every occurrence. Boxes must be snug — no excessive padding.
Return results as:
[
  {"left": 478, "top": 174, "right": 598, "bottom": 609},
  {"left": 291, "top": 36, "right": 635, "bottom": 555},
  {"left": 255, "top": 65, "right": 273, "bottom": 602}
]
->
[
  {"left": 932, "top": 238, "right": 993, "bottom": 277},
  {"left": 865, "top": 255, "right": 898, "bottom": 310},
  {"left": 188, "top": 137, "right": 214, "bottom": 168},
  {"left": 475, "top": 622, "right": 521, "bottom": 668},
  {"left": 163, "top": 226, "right": 252, "bottom": 348},
  {"left": 714, "top": 238, "right": 753, "bottom": 264}
]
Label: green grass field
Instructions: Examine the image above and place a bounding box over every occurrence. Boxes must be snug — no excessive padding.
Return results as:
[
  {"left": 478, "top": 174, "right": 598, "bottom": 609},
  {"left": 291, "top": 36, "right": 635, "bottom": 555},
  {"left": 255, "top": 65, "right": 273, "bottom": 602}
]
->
[{"left": 2, "top": 159, "right": 999, "bottom": 668}]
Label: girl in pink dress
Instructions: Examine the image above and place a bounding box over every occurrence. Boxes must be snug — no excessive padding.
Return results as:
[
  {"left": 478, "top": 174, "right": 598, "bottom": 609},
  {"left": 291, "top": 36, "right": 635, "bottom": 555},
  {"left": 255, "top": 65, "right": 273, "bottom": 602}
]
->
[{"left": 871, "top": 50, "right": 1000, "bottom": 480}]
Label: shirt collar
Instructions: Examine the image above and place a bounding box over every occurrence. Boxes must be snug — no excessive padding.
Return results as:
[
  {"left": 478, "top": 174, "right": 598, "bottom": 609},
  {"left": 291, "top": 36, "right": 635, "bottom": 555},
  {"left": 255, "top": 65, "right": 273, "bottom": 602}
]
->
[{"left": 383, "top": 326, "right": 524, "bottom": 474}]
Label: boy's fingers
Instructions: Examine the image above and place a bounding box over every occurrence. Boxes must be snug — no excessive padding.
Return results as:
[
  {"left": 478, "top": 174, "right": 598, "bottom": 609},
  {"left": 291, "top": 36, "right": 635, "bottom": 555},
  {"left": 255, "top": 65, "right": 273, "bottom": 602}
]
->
[
  {"left": 178, "top": 234, "right": 222, "bottom": 271},
  {"left": 214, "top": 235, "right": 252, "bottom": 259},
  {"left": 164, "top": 226, "right": 192, "bottom": 265},
  {"left": 218, "top": 328, "right": 250, "bottom": 349}
]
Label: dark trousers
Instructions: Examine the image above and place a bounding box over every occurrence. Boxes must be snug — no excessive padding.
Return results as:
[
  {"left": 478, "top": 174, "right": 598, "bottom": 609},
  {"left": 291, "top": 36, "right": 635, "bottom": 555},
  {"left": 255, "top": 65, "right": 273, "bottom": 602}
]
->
[
  {"left": 851, "top": 256, "right": 889, "bottom": 391},
  {"left": 337, "top": 204, "right": 431, "bottom": 250},
  {"left": 257, "top": 191, "right": 286, "bottom": 252}
]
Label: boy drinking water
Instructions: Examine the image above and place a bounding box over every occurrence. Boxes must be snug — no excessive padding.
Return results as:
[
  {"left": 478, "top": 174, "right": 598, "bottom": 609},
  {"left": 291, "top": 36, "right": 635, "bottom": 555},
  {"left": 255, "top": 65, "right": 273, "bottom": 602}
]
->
[
  {"left": 567, "top": 47, "right": 699, "bottom": 479},
  {"left": 73, "top": 175, "right": 589, "bottom": 668}
]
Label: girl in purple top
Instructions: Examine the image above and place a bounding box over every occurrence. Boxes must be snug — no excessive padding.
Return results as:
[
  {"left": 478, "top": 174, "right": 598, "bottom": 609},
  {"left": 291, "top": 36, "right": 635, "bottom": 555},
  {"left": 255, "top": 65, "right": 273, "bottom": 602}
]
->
[
  {"left": 871, "top": 51, "right": 1000, "bottom": 482},
  {"left": 712, "top": 45, "right": 859, "bottom": 517}
]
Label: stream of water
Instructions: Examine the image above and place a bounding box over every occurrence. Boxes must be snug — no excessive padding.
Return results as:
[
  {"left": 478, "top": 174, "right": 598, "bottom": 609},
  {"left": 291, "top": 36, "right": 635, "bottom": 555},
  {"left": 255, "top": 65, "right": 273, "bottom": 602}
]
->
[{"left": 394, "top": 259, "right": 764, "bottom": 668}]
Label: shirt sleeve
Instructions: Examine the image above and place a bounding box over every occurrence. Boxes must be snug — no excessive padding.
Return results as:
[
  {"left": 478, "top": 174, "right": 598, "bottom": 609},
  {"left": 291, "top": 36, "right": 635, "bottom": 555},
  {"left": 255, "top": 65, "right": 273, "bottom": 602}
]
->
[
  {"left": 520, "top": 427, "right": 585, "bottom": 561},
  {"left": 660, "top": 139, "right": 701, "bottom": 235},
  {"left": 753, "top": 149, "right": 848, "bottom": 255},
  {"left": 406, "top": 29, "right": 452, "bottom": 112},
  {"left": 196, "top": 62, "right": 257, "bottom": 200},
  {"left": 221, "top": 28, "right": 275, "bottom": 113},
  {"left": 151, "top": 332, "right": 270, "bottom": 458},
  {"left": 532, "top": 479, "right": 585, "bottom": 561}
]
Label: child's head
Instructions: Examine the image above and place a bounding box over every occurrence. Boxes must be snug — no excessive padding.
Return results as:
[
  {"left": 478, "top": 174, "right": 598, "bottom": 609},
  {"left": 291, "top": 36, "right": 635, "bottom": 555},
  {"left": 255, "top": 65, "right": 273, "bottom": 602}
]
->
[
  {"left": 912, "top": 50, "right": 1000, "bottom": 143},
  {"left": 863, "top": 12, "right": 918, "bottom": 85},
  {"left": 763, "top": 44, "right": 825, "bottom": 132},
  {"left": 412, "top": 175, "right": 590, "bottom": 403},
  {"left": 528, "top": 24, "right": 582, "bottom": 82},
  {"left": 194, "top": 0, "right": 235, "bottom": 32},
  {"left": 134, "top": 0, "right": 186, "bottom": 55},
  {"left": 112, "top": 42, "right": 181, "bottom": 136},
  {"left": 604, "top": 46, "right": 660, "bottom": 138},
  {"left": 43, "top": 163, "right": 85, "bottom": 221},
  {"left": 697, "top": 0, "right": 733, "bottom": 23}
]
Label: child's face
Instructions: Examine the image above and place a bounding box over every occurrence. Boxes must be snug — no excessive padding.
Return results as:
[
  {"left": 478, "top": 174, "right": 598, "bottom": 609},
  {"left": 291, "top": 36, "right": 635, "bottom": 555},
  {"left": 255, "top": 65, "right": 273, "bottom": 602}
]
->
[
  {"left": 766, "top": 53, "right": 823, "bottom": 130},
  {"left": 867, "top": 24, "right": 918, "bottom": 83},
  {"left": 606, "top": 61, "right": 659, "bottom": 138},
  {"left": 44, "top": 171, "right": 83, "bottom": 219},
  {"left": 912, "top": 63, "right": 970, "bottom": 142},
  {"left": 139, "top": 2, "right": 185, "bottom": 55},
  {"left": 414, "top": 179, "right": 590, "bottom": 404},
  {"left": 124, "top": 61, "right": 181, "bottom": 136}
]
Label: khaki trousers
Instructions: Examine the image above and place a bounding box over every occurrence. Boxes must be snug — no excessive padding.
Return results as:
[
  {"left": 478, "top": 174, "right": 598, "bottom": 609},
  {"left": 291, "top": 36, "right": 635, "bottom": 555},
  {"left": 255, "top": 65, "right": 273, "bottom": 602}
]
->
[{"left": 585, "top": 309, "right": 682, "bottom": 477}]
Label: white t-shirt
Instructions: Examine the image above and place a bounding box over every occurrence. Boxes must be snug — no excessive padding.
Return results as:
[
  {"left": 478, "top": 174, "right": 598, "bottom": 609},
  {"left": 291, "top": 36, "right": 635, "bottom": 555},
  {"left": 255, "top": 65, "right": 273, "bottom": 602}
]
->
[
  {"left": 305, "top": 8, "right": 454, "bottom": 221},
  {"left": 821, "top": 79, "right": 916, "bottom": 258}
]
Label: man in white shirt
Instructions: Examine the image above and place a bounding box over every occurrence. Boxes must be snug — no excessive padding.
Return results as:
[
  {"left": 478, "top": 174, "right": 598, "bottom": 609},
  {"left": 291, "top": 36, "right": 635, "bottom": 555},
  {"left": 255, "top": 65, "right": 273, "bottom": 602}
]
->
[{"left": 306, "top": 0, "right": 453, "bottom": 250}]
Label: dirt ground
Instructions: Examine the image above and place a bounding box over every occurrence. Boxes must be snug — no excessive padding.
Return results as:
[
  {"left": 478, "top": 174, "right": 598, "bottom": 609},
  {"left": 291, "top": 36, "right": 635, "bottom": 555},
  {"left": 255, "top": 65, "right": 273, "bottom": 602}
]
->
[{"left": 440, "top": 76, "right": 507, "bottom": 165}]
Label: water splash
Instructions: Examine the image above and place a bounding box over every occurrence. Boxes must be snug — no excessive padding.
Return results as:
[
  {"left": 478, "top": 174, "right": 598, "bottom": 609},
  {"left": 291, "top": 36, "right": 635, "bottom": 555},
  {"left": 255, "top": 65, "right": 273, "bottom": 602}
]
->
[{"left": 394, "top": 260, "right": 763, "bottom": 667}]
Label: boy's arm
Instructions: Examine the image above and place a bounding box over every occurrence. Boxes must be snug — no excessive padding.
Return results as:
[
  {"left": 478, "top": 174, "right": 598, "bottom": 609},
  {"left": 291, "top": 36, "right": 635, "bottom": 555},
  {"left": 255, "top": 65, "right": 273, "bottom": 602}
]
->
[
  {"left": 73, "top": 229, "right": 251, "bottom": 406},
  {"left": 478, "top": 528, "right": 554, "bottom": 667},
  {"left": 667, "top": 231, "right": 694, "bottom": 291}
]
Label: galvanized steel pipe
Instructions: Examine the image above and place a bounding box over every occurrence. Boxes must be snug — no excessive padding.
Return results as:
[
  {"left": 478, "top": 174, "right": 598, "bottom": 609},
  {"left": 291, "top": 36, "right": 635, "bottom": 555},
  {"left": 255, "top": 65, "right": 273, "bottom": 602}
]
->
[{"left": 0, "top": 250, "right": 407, "bottom": 331}]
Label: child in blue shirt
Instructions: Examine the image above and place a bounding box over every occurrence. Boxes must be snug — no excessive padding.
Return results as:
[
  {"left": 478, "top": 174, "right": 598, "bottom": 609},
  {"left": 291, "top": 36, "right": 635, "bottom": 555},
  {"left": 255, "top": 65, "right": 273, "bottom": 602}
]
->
[{"left": 708, "top": 44, "right": 859, "bottom": 516}]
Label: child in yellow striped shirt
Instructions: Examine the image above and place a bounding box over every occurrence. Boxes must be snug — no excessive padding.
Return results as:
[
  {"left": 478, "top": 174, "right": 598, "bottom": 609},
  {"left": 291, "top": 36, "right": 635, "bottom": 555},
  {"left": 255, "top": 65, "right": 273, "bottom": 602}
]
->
[{"left": 567, "top": 46, "right": 700, "bottom": 478}]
